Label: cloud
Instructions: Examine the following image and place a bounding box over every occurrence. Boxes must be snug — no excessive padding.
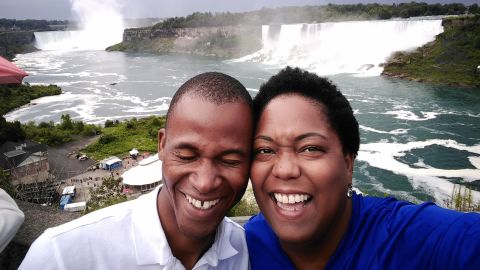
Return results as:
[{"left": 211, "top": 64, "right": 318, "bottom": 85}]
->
[{"left": 0, "top": 0, "right": 477, "bottom": 20}]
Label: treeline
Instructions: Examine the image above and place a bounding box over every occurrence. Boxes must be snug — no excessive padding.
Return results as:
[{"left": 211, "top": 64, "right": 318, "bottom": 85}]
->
[
  {"left": 154, "top": 2, "right": 480, "bottom": 29},
  {"left": 1, "top": 112, "right": 164, "bottom": 154},
  {"left": 0, "top": 114, "right": 101, "bottom": 146},
  {"left": 0, "top": 18, "right": 69, "bottom": 32},
  {"left": 0, "top": 84, "right": 62, "bottom": 115}
]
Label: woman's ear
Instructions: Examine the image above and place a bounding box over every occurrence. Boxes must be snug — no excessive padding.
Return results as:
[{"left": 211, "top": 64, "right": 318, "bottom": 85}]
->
[
  {"left": 158, "top": 128, "right": 166, "bottom": 161},
  {"left": 344, "top": 153, "right": 355, "bottom": 179}
]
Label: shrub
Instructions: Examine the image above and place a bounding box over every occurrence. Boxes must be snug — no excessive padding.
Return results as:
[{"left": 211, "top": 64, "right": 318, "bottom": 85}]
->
[{"left": 99, "top": 134, "right": 116, "bottom": 144}]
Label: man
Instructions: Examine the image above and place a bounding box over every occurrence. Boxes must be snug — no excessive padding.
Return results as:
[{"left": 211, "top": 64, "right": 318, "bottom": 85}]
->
[{"left": 19, "top": 72, "right": 253, "bottom": 269}]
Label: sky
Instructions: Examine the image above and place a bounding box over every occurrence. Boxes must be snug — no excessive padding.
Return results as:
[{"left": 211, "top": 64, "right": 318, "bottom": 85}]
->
[{"left": 0, "top": 0, "right": 478, "bottom": 20}]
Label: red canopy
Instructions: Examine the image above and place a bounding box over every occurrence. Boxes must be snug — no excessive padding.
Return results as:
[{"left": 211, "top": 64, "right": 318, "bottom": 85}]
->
[{"left": 0, "top": 56, "right": 28, "bottom": 85}]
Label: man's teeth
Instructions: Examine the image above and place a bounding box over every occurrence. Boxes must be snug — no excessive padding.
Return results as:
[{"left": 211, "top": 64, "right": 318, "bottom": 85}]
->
[
  {"left": 186, "top": 194, "right": 220, "bottom": 210},
  {"left": 274, "top": 193, "right": 311, "bottom": 204}
]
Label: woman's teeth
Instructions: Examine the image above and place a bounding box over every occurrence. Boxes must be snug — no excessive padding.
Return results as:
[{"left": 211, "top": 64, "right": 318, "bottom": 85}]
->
[{"left": 274, "top": 193, "right": 311, "bottom": 204}]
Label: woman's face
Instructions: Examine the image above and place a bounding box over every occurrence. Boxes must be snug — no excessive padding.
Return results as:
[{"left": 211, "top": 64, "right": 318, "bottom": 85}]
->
[{"left": 251, "top": 94, "right": 354, "bottom": 244}]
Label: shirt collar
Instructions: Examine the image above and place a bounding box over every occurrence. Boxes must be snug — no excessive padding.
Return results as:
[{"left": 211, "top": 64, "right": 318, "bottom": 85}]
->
[
  {"left": 131, "top": 186, "right": 240, "bottom": 267},
  {"left": 194, "top": 218, "right": 239, "bottom": 267},
  {"left": 132, "top": 185, "right": 172, "bottom": 265}
]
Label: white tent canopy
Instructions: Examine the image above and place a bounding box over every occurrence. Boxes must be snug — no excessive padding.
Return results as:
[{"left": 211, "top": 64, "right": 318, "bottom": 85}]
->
[{"left": 122, "top": 154, "right": 162, "bottom": 186}]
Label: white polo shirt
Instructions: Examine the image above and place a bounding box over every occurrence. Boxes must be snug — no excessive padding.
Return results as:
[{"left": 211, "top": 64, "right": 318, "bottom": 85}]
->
[{"left": 19, "top": 186, "right": 249, "bottom": 270}]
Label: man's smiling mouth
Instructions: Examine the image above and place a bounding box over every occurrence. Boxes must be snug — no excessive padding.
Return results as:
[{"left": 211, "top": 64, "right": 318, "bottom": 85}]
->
[{"left": 185, "top": 194, "right": 221, "bottom": 210}]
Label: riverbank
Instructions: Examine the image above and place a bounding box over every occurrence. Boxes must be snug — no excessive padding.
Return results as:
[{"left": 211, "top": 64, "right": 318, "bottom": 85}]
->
[
  {"left": 0, "top": 84, "right": 61, "bottom": 116},
  {"left": 382, "top": 15, "right": 480, "bottom": 88}
]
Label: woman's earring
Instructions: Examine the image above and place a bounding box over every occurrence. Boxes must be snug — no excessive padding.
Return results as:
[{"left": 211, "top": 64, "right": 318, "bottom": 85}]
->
[{"left": 347, "top": 184, "right": 353, "bottom": 199}]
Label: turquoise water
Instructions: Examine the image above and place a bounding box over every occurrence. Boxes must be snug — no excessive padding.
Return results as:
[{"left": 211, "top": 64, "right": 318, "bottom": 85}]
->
[{"left": 7, "top": 50, "right": 480, "bottom": 205}]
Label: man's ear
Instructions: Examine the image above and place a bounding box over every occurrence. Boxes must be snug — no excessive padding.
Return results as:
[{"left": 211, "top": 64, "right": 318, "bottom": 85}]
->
[{"left": 158, "top": 128, "right": 166, "bottom": 161}]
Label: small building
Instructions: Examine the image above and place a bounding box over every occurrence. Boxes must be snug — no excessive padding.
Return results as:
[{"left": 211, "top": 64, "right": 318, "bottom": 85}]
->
[
  {"left": 98, "top": 156, "right": 122, "bottom": 171},
  {"left": 122, "top": 154, "right": 162, "bottom": 193},
  {"left": 129, "top": 148, "right": 139, "bottom": 159},
  {"left": 59, "top": 194, "right": 73, "bottom": 210},
  {"left": 0, "top": 140, "right": 49, "bottom": 186},
  {"left": 64, "top": 201, "right": 86, "bottom": 212},
  {"left": 62, "top": 185, "right": 76, "bottom": 197}
]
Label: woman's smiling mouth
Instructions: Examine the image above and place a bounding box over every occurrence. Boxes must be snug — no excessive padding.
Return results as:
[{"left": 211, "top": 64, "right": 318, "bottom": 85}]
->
[{"left": 271, "top": 192, "right": 312, "bottom": 212}]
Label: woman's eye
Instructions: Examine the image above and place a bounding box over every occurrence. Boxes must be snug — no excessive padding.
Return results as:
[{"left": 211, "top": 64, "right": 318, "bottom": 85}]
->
[
  {"left": 302, "top": 146, "right": 322, "bottom": 153},
  {"left": 256, "top": 148, "right": 274, "bottom": 155}
]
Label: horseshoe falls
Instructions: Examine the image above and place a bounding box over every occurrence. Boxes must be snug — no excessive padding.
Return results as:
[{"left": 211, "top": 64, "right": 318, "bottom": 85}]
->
[{"left": 235, "top": 19, "right": 443, "bottom": 76}]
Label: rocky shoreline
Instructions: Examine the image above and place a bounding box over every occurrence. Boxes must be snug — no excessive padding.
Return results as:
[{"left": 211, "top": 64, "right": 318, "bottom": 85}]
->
[
  {"left": 381, "top": 15, "right": 480, "bottom": 88},
  {"left": 107, "top": 25, "right": 262, "bottom": 59}
]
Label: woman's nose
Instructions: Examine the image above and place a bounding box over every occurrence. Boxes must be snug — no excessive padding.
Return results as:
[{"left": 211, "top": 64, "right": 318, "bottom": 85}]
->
[{"left": 272, "top": 152, "right": 300, "bottom": 180}]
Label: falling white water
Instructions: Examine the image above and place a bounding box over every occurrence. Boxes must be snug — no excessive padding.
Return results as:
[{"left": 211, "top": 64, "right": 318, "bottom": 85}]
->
[
  {"left": 235, "top": 19, "right": 444, "bottom": 76},
  {"left": 35, "top": 0, "right": 124, "bottom": 50}
]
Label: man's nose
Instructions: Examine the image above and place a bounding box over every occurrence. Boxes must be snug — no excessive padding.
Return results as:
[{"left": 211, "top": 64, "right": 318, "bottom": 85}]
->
[{"left": 191, "top": 159, "right": 221, "bottom": 193}]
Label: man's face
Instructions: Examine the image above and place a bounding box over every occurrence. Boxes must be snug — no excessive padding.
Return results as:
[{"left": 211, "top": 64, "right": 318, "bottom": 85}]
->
[{"left": 158, "top": 95, "right": 253, "bottom": 239}]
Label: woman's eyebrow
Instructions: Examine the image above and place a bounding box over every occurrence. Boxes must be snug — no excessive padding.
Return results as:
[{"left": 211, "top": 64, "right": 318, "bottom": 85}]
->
[
  {"left": 254, "top": 135, "right": 273, "bottom": 142},
  {"left": 295, "top": 132, "right": 327, "bottom": 142}
]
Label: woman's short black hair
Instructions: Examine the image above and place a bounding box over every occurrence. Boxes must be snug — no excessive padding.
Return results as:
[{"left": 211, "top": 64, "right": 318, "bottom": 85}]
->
[{"left": 253, "top": 66, "right": 360, "bottom": 157}]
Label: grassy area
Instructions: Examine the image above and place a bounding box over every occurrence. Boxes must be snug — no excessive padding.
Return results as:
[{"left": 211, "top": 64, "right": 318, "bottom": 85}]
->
[
  {"left": 444, "top": 184, "right": 480, "bottom": 212},
  {"left": 0, "top": 84, "right": 62, "bottom": 115},
  {"left": 382, "top": 15, "right": 480, "bottom": 87},
  {"left": 83, "top": 116, "right": 165, "bottom": 161}
]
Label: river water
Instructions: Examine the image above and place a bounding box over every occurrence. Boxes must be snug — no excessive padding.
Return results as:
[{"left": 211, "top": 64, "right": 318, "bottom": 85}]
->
[{"left": 5, "top": 19, "right": 480, "bottom": 206}]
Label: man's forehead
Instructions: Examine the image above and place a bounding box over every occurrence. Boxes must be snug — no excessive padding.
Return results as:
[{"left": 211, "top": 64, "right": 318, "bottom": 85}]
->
[{"left": 168, "top": 95, "right": 251, "bottom": 125}]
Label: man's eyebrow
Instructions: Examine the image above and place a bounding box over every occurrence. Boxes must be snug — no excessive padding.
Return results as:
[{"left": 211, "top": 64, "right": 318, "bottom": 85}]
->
[
  {"left": 295, "top": 132, "right": 327, "bottom": 142},
  {"left": 172, "top": 143, "right": 198, "bottom": 151}
]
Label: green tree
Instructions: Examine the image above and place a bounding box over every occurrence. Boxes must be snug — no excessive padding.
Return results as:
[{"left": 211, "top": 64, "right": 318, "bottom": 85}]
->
[{"left": 60, "top": 114, "right": 74, "bottom": 130}]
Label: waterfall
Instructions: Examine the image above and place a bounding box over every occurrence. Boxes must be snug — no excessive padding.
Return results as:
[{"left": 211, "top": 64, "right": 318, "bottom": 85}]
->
[
  {"left": 34, "top": 0, "right": 124, "bottom": 51},
  {"left": 236, "top": 19, "right": 444, "bottom": 76}
]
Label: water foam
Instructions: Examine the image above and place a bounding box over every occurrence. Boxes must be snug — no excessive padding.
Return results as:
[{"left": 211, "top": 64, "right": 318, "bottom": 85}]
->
[
  {"left": 360, "top": 125, "right": 409, "bottom": 135},
  {"left": 384, "top": 110, "right": 438, "bottom": 121},
  {"left": 357, "top": 139, "right": 480, "bottom": 204}
]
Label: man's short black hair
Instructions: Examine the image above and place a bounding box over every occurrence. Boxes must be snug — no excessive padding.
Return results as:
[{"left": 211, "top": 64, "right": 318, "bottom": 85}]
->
[
  {"left": 166, "top": 72, "right": 253, "bottom": 128},
  {"left": 253, "top": 66, "right": 360, "bottom": 157}
]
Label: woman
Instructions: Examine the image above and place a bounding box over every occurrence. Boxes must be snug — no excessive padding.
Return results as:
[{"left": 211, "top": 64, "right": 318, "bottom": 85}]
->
[{"left": 245, "top": 67, "right": 480, "bottom": 269}]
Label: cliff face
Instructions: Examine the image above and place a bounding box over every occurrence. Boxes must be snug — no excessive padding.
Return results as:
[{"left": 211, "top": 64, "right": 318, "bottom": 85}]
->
[
  {"left": 382, "top": 15, "right": 480, "bottom": 88},
  {"left": 0, "top": 31, "right": 37, "bottom": 60},
  {"left": 108, "top": 26, "right": 262, "bottom": 59}
]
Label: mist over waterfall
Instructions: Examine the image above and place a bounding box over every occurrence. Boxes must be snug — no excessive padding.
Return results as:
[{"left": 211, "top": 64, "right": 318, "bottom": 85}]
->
[
  {"left": 236, "top": 19, "right": 443, "bottom": 76},
  {"left": 35, "top": 0, "right": 124, "bottom": 50}
]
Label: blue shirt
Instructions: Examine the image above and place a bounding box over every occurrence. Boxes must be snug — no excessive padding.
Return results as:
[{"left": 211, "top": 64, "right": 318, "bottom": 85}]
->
[{"left": 245, "top": 193, "right": 480, "bottom": 269}]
